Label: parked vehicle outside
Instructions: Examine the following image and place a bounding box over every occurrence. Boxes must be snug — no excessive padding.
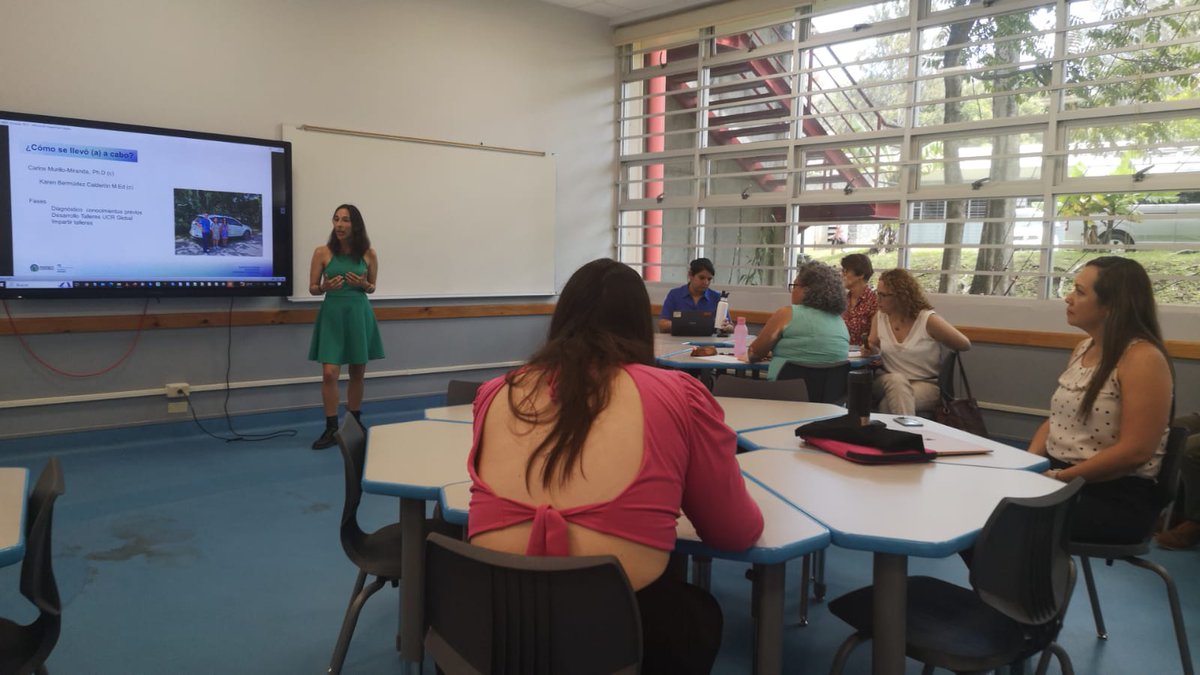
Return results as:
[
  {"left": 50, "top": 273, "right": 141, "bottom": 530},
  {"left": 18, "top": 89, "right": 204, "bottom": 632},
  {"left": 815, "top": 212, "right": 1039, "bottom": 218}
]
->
[{"left": 189, "top": 215, "right": 254, "bottom": 240}]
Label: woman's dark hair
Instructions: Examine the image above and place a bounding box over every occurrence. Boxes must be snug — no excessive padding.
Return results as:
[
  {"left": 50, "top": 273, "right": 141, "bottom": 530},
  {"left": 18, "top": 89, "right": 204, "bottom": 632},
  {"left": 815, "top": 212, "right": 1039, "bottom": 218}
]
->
[
  {"left": 326, "top": 204, "right": 371, "bottom": 262},
  {"left": 840, "top": 253, "right": 874, "bottom": 282},
  {"left": 506, "top": 259, "right": 655, "bottom": 488},
  {"left": 878, "top": 268, "right": 933, "bottom": 320},
  {"left": 795, "top": 262, "right": 847, "bottom": 314},
  {"left": 1078, "top": 256, "right": 1170, "bottom": 417},
  {"left": 689, "top": 257, "right": 715, "bottom": 276}
]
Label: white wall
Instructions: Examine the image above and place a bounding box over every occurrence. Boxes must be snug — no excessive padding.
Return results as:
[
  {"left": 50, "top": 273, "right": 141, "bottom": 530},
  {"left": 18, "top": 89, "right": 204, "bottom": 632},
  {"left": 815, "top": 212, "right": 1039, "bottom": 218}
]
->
[{"left": 0, "top": 0, "right": 616, "bottom": 437}]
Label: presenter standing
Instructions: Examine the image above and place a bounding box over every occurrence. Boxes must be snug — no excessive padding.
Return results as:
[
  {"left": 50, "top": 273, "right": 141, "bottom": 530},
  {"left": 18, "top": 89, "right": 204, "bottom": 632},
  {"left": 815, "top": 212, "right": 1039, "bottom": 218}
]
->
[{"left": 308, "top": 204, "right": 383, "bottom": 450}]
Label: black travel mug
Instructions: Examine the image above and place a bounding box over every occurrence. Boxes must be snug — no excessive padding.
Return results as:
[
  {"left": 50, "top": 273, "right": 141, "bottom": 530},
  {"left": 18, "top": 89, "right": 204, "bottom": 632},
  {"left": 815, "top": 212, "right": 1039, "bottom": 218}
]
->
[{"left": 847, "top": 369, "right": 873, "bottom": 426}]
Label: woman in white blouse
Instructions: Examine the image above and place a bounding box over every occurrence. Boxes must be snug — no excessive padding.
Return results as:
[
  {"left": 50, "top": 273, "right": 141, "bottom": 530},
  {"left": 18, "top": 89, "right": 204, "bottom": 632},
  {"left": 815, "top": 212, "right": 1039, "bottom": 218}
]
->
[
  {"left": 864, "top": 268, "right": 971, "bottom": 415},
  {"left": 1029, "top": 257, "right": 1173, "bottom": 543}
]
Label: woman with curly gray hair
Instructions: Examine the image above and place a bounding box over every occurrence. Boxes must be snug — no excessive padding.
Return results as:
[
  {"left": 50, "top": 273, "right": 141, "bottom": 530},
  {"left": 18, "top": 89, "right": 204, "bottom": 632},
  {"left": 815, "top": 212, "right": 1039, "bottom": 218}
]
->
[{"left": 747, "top": 262, "right": 850, "bottom": 380}]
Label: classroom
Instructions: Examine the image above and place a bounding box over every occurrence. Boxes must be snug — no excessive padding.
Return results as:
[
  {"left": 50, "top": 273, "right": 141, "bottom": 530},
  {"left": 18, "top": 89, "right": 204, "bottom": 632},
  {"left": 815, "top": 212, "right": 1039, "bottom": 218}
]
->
[{"left": 0, "top": 0, "right": 1197, "bottom": 673}]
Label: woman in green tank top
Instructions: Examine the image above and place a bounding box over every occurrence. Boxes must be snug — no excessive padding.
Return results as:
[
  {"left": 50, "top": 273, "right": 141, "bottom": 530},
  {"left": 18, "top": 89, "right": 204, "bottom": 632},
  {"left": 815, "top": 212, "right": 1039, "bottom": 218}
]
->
[
  {"left": 745, "top": 261, "right": 849, "bottom": 381},
  {"left": 307, "top": 204, "right": 384, "bottom": 449}
]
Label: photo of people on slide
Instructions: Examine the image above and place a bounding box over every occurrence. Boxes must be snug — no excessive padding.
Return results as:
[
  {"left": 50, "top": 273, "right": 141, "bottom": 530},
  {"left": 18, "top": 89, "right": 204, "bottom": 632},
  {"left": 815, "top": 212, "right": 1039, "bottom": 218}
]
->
[{"left": 173, "top": 189, "right": 264, "bottom": 256}]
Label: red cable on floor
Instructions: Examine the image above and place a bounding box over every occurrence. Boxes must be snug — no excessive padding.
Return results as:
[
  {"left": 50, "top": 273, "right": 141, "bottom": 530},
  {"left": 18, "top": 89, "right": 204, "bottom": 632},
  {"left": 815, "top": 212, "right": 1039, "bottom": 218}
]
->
[{"left": 3, "top": 298, "right": 150, "bottom": 377}]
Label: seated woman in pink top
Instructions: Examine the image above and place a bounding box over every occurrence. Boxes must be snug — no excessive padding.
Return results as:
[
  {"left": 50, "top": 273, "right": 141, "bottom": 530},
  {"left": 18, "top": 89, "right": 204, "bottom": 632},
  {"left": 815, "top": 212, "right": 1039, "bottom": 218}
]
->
[{"left": 468, "top": 258, "right": 764, "bottom": 674}]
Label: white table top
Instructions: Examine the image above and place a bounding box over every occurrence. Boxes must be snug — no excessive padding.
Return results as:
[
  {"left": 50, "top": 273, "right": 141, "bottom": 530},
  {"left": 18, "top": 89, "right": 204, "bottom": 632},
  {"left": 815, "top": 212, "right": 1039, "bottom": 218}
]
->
[
  {"left": 438, "top": 465, "right": 830, "bottom": 565},
  {"left": 739, "top": 449, "right": 1063, "bottom": 557},
  {"left": 423, "top": 404, "right": 473, "bottom": 423},
  {"left": 423, "top": 392, "right": 846, "bottom": 434},
  {"left": 363, "top": 420, "right": 474, "bottom": 499},
  {"left": 0, "top": 468, "right": 29, "bottom": 568},
  {"left": 739, "top": 413, "right": 1049, "bottom": 471},
  {"left": 714, "top": 397, "right": 844, "bottom": 432}
]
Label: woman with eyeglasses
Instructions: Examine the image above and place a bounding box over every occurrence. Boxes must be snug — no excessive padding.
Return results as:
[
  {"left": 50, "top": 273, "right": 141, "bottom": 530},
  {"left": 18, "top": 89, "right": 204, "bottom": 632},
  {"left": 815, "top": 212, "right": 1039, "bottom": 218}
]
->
[
  {"left": 865, "top": 268, "right": 970, "bottom": 415},
  {"left": 746, "top": 261, "right": 849, "bottom": 380}
]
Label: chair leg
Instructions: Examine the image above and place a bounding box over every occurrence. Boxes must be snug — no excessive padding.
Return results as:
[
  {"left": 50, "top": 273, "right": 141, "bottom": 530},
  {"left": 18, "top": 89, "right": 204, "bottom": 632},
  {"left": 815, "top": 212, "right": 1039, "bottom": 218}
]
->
[
  {"left": 692, "top": 555, "right": 712, "bottom": 591},
  {"left": 328, "top": 572, "right": 389, "bottom": 675},
  {"left": 814, "top": 548, "right": 827, "bottom": 601},
  {"left": 828, "top": 632, "right": 866, "bottom": 675},
  {"left": 1124, "top": 556, "right": 1195, "bottom": 675},
  {"left": 1077, "top": 556, "right": 1108, "bottom": 639},
  {"left": 798, "top": 554, "right": 811, "bottom": 626},
  {"left": 1030, "top": 643, "right": 1075, "bottom": 675}
]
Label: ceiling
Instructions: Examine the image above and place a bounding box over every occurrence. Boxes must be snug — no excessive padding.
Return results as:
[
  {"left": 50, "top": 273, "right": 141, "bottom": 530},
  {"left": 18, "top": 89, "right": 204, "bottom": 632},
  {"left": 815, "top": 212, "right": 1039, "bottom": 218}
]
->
[{"left": 539, "top": 0, "right": 723, "bottom": 24}]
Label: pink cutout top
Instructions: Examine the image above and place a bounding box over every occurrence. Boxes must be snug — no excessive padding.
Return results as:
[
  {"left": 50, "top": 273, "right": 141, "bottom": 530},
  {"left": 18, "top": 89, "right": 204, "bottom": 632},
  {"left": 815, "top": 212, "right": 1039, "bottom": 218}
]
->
[{"left": 467, "top": 364, "right": 764, "bottom": 556}]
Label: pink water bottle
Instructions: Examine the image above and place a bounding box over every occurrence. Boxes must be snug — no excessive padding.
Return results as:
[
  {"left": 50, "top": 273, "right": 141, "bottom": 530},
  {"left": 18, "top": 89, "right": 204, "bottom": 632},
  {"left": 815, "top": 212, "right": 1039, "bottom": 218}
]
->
[{"left": 732, "top": 317, "right": 749, "bottom": 359}]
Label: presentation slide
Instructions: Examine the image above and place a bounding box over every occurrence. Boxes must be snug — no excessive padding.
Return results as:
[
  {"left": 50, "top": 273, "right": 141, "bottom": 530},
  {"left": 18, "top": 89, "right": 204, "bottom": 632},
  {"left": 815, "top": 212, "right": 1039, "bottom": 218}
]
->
[{"left": 0, "top": 113, "right": 290, "bottom": 295}]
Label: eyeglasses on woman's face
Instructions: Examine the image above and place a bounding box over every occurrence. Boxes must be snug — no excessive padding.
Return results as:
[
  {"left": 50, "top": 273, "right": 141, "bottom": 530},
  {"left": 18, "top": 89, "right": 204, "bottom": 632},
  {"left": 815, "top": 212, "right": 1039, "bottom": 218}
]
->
[
  {"left": 787, "top": 282, "right": 800, "bottom": 290},
  {"left": 876, "top": 291, "right": 895, "bottom": 298}
]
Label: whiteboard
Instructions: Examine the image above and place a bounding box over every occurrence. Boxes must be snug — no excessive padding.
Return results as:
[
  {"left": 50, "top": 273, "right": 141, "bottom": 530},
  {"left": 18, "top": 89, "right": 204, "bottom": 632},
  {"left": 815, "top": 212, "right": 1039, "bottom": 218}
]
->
[{"left": 283, "top": 125, "right": 556, "bottom": 301}]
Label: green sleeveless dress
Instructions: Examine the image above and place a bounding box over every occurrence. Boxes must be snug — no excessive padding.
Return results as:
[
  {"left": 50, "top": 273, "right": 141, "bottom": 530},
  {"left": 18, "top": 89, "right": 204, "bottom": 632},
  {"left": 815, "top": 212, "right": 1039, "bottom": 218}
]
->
[{"left": 308, "top": 254, "right": 385, "bottom": 365}]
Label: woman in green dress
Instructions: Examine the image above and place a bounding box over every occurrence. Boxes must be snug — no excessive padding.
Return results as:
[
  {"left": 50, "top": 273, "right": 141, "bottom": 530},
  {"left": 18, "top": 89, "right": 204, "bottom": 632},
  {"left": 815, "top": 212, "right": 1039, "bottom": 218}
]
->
[{"left": 308, "top": 204, "right": 384, "bottom": 449}]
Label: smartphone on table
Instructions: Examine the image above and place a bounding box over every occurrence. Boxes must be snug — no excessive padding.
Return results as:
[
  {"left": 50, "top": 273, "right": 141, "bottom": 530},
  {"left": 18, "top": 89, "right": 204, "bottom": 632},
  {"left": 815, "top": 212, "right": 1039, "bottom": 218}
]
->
[{"left": 893, "top": 416, "right": 924, "bottom": 427}]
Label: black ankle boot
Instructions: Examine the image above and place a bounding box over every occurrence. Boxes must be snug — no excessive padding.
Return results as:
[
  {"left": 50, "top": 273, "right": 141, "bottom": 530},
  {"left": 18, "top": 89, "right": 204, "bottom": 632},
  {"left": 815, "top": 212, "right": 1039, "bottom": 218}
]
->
[{"left": 312, "top": 417, "right": 338, "bottom": 450}]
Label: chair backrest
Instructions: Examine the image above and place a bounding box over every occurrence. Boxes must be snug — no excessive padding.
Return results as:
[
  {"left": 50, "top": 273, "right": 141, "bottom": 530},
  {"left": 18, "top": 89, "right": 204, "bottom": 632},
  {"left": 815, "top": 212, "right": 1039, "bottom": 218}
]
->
[
  {"left": 334, "top": 414, "right": 369, "bottom": 554},
  {"left": 1153, "top": 426, "right": 1190, "bottom": 508},
  {"left": 424, "top": 532, "right": 642, "bottom": 675},
  {"left": 19, "top": 457, "right": 65, "bottom": 671},
  {"left": 712, "top": 375, "right": 809, "bottom": 402},
  {"left": 447, "top": 380, "right": 485, "bottom": 406},
  {"left": 970, "top": 478, "right": 1084, "bottom": 627},
  {"left": 775, "top": 361, "right": 852, "bottom": 404},
  {"left": 936, "top": 350, "right": 959, "bottom": 399}
]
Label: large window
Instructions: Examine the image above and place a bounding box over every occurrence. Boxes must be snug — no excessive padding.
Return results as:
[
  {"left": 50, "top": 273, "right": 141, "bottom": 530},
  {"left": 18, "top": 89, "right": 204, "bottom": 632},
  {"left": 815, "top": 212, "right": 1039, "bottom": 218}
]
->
[{"left": 617, "top": 0, "right": 1200, "bottom": 304}]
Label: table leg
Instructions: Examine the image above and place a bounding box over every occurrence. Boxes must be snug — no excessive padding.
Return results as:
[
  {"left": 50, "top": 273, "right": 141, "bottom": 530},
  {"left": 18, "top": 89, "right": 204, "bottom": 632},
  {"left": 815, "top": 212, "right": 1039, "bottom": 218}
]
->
[
  {"left": 751, "top": 562, "right": 785, "bottom": 675},
  {"left": 399, "top": 498, "right": 425, "bottom": 669},
  {"left": 872, "top": 552, "right": 907, "bottom": 675}
]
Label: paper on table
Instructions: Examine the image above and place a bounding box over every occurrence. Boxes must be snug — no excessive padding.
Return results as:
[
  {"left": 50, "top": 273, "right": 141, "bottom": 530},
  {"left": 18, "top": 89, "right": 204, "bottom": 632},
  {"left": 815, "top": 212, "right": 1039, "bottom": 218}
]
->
[
  {"left": 848, "top": 349, "right": 863, "bottom": 359},
  {"left": 697, "top": 354, "right": 744, "bottom": 364}
]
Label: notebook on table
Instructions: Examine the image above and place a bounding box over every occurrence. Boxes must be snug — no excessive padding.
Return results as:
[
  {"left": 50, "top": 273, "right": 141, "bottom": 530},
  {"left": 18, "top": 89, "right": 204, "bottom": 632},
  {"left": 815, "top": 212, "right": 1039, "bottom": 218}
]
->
[{"left": 670, "top": 310, "right": 717, "bottom": 337}]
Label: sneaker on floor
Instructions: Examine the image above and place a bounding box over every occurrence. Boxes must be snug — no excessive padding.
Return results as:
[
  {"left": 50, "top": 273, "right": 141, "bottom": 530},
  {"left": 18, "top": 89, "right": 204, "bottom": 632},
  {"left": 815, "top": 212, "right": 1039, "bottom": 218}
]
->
[
  {"left": 1155, "top": 519, "right": 1200, "bottom": 550},
  {"left": 311, "top": 427, "right": 338, "bottom": 450}
]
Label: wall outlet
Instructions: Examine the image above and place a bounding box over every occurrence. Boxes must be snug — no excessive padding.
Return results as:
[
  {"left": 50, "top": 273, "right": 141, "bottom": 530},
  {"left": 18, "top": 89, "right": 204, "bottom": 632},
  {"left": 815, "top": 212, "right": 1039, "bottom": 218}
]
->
[
  {"left": 165, "top": 383, "right": 190, "bottom": 398},
  {"left": 167, "top": 401, "right": 189, "bottom": 414}
]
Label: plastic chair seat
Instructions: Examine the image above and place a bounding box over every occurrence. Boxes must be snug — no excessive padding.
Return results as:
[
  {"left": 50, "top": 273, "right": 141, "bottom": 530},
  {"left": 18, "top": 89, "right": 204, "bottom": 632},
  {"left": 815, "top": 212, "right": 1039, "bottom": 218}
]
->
[
  {"left": 830, "top": 576, "right": 1034, "bottom": 671},
  {"left": 0, "top": 616, "right": 52, "bottom": 674},
  {"left": 346, "top": 522, "right": 405, "bottom": 580}
]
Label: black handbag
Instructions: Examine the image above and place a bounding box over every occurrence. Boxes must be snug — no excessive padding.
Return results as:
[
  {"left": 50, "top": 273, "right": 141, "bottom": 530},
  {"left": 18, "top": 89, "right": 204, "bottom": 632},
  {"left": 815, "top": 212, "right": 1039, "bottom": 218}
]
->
[{"left": 934, "top": 351, "right": 989, "bottom": 438}]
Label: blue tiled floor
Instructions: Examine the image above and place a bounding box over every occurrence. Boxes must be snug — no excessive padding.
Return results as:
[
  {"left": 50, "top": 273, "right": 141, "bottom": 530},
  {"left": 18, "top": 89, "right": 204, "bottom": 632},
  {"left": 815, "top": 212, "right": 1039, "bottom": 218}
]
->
[{"left": 0, "top": 404, "right": 1195, "bottom": 674}]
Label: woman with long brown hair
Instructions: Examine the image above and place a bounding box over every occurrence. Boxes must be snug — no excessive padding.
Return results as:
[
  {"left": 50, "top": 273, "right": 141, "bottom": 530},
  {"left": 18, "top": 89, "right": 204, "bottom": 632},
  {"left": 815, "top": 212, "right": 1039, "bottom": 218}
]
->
[
  {"left": 307, "top": 204, "right": 382, "bottom": 449},
  {"left": 467, "top": 258, "right": 763, "bottom": 673},
  {"left": 1029, "top": 256, "right": 1173, "bottom": 542}
]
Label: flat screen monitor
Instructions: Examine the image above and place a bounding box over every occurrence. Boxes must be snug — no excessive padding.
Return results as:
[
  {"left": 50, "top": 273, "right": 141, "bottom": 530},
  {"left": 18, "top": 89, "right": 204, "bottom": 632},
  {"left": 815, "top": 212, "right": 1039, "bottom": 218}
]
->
[{"left": 0, "top": 110, "right": 292, "bottom": 298}]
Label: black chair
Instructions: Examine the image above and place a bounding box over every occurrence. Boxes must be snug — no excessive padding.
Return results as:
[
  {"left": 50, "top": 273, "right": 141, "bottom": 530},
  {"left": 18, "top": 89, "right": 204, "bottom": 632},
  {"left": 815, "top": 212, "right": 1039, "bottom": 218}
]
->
[
  {"left": 0, "top": 457, "right": 65, "bottom": 675},
  {"left": 711, "top": 375, "right": 809, "bottom": 402},
  {"left": 446, "top": 379, "right": 485, "bottom": 406},
  {"left": 1069, "top": 426, "right": 1194, "bottom": 675},
  {"left": 776, "top": 360, "right": 851, "bottom": 404},
  {"left": 828, "top": 478, "right": 1084, "bottom": 675},
  {"left": 423, "top": 532, "right": 642, "bottom": 675},
  {"left": 327, "top": 413, "right": 405, "bottom": 675}
]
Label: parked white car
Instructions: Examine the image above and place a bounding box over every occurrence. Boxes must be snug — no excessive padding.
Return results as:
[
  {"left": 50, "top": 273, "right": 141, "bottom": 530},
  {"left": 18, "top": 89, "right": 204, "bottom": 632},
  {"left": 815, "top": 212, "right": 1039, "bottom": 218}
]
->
[{"left": 189, "top": 215, "right": 254, "bottom": 240}]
